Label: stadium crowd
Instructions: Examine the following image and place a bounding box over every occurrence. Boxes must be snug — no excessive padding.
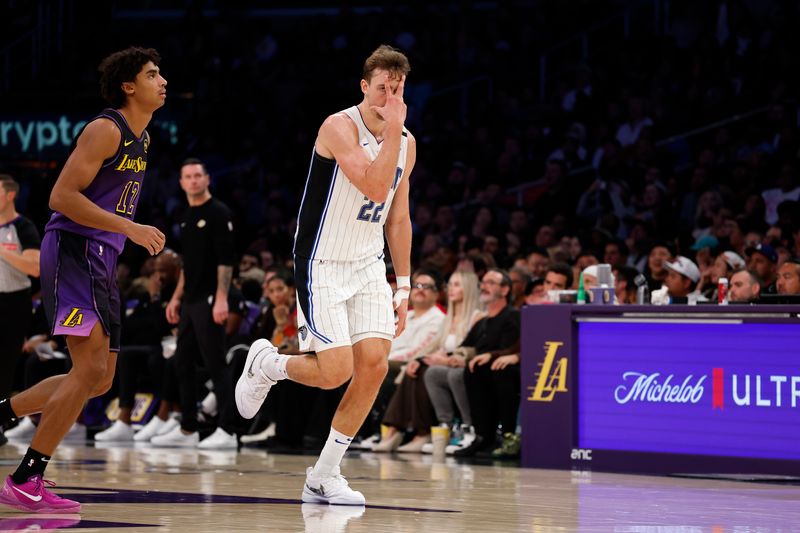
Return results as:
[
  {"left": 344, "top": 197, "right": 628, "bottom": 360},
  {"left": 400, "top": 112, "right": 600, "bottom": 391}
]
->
[{"left": 3, "top": 0, "right": 800, "bottom": 457}]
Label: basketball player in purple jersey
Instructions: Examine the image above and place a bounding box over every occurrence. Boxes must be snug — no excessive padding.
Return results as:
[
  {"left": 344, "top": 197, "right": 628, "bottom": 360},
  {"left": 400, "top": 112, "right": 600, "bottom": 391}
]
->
[{"left": 0, "top": 47, "right": 166, "bottom": 514}]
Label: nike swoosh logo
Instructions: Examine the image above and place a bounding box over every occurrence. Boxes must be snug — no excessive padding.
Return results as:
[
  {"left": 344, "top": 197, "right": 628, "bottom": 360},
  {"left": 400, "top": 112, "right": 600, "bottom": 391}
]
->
[
  {"left": 306, "top": 484, "right": 325, "bottom": 496},
  {"left": 124, "top": 140, "right": 134, "bottom": 146},
  {"left": 12, "top": 485, "right": 42, "bottom": 502},
  {"left": 334, "top": 438, "right": 351, "bottom": 445},
  {"left": 247, "top": 349, "right": 261, "bottom": 378}
]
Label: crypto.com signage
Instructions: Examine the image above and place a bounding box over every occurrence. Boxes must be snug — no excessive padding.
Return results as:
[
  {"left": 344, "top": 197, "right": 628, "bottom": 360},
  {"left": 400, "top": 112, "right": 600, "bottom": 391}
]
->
[
  {"left": 578, "top": 321, "right": 800, "bottom": 461},
  {"left": 0, "top": 114, "right": 179, "bottom": 157}
]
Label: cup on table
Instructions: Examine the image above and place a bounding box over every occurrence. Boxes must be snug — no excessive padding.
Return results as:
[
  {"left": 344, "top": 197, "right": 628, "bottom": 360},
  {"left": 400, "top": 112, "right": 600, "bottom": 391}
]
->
[{"left": 431, "top": 425, "right": 450, "bottom": 457}]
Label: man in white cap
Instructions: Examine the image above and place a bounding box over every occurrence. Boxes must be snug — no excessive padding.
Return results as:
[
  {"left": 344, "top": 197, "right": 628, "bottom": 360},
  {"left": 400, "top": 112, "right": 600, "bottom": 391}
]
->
[{"left": 663, "top": 256, "right": 708, "bottom": 304}]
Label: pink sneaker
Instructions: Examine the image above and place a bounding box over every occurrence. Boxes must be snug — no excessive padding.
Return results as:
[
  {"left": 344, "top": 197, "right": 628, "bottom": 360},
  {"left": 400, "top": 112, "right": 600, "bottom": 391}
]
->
[
  {"left": 0, "top": 475, "right": 81, "bottom": 514},
  {"left": 0, "top": 514, "right": 80, "bottom": 531}
]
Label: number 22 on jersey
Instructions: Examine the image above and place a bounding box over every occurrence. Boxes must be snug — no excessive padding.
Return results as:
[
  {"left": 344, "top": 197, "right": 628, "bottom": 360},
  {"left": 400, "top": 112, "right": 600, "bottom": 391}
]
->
[{"left": 355, "top": 167, "right": 402, "bottom": 224}]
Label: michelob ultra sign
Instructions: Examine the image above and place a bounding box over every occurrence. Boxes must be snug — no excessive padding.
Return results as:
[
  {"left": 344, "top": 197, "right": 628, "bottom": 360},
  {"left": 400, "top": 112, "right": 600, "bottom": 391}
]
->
[{"left": 577, "top": 321, "right": 800, "bottom": 461}]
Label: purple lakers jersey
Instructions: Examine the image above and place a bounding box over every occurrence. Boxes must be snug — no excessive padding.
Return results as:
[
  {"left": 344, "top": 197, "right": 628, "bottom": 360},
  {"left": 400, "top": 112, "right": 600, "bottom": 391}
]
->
[{"left": 45, "top": 108, "right": 149, "bottom": 253}]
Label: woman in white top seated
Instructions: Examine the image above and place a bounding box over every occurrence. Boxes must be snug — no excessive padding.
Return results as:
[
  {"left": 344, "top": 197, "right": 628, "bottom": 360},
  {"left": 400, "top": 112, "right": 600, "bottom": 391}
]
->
[{"left": 374, "top": 269, "right": 482, "bottom": 452}]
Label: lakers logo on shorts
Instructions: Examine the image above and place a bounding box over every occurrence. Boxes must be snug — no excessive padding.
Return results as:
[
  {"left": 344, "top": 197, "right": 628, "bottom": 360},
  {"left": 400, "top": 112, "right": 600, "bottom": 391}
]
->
[{"left": 61, "top": 307, "right": 84, "bottom": 328}]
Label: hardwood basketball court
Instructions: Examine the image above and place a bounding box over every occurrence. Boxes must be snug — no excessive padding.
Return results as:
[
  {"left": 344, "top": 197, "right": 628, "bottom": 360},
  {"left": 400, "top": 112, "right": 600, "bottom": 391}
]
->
[{"left": 0, "top": 439, "right": 797, "bottom": 531}]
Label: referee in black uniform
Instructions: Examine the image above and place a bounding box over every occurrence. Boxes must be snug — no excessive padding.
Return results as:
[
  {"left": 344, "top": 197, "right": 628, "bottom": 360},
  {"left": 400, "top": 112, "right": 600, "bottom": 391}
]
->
[
  {"left": 155, "top": 159, "right": 239, "bottom": 449},
  {"left": 0, "top": 175, "right": 41, "bottom": 445}
]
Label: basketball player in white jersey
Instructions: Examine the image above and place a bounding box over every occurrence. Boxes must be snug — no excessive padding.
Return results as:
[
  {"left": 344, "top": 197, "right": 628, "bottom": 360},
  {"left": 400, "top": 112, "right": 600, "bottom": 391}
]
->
[{"left": 236, "top": 45, "right": 414, "bottom": 505}]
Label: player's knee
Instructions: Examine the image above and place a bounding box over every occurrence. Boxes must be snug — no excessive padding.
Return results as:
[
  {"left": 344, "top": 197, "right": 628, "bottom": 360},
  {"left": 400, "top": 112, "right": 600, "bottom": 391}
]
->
[
  {"left": 77, "top": 359, "right": 108, "bottom": 385},
  {"left": 354, "top": 357, "right": 388, "bottom": 385},
  {"left": 320, "top": 367, "right": 352, "bottom": 390},
  {"left": 370, "top": 357, "right": 389, "bottom": 380}
]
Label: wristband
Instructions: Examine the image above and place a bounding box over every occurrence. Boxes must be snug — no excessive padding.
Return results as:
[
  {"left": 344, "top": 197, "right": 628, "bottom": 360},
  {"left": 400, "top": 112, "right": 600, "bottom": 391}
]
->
[
  {"left": 393, "top": 287, "right": 410, "bottom": 307},
  {"left": 396, "top": 275, "right": 411, "bottom": 289}
]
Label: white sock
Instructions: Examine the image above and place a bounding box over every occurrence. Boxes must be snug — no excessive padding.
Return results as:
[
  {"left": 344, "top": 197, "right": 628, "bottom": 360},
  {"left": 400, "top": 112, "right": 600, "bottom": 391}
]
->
[
  {"left": 312, "top": 427, "right": 353, "bottom": 477},
  {"left": 260, "top": 352, "right": 290, "bottom": 381}
]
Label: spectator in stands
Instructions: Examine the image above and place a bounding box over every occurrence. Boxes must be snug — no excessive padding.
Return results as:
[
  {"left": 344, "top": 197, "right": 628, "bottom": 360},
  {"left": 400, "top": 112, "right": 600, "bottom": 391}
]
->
[
  {"left": 701, "top": 250, "right": 746, "bottom": 301},
  {"left": 728, "top": 269, "right": 762, "bottom": 303},
  {"left": 792, "top": 226, "right": 800, "bottom": 257},
  {"left": 776, "top": 259, "right": 800, "bottom": 295},
  {"left": 454, "top": 269, "right": 520, "bottom": 457},
  {"left": 507, "top": 209, "right": 532, "bottom": 246},
  {"left": 434, "top": 205, "right": 458, "bottom": 247},
  {"left": 525, "top": 247, "right": 550, "bottom": 279},
  {"left": 544, "top": 263, "right": 574, "bottom": 293},
  {"left": 508, "top": 266, "right": 532, "bottom": 309},
  {"left": 237, "top": 272, "right": 305, "bottom": 449},
  {"left": 644, "top": 242, "right": 674, "bottom": 291},
  {"left": 660, "top": 256, "right": 707, "bottom": 304},
  {"left": 716, "top": 217, "right": 746, "bottom": 256},
  {"left": 613, "top": 265, "right": 640, "bottom": 304},
  {"left": 458, "top": 252, "right": 490, "bottom": 280},
  {"left": 616, "top": 97, "right": 653, "bottom": 147},
  {"left": 94, "top": 250, "right": 181, "bottom": 442},
  {"left": 372, "top": 270, "right": 447, "bottom": 452},
  {"left": 762, "top": 164, "right": 800, "bottom": 226},
  {"left": 396, "top": 270, "right": 482, "bottom": 455},
  {"left": 524, "top": 278, "right": 547, "bottom": 305},
  {"left": 604, "top": 240, "right": 629, "bottom": 267},
  {"left": 239, "top": 251, "right": 261, "bottom": 274},
  {"left": 745, "top": 243, "right": 778, "bottom": 294},
  {"left": 258, "top": 272, "right": 298, "bottom": 353}
]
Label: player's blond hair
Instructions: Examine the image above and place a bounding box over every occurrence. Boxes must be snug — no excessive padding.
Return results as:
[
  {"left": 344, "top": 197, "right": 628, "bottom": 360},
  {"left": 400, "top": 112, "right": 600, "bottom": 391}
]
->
[{"left": 362, "top": 45, "right": 410, "bottom": 82}]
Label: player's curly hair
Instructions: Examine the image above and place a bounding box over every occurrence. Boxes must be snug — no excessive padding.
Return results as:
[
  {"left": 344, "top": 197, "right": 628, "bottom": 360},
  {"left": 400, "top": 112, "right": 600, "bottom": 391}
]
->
[
  {"left": 98, "top": 47, "right": 161, "bottom": 108},
  {"left": 362, "top": 45, "right": 410, "bottom": 82}
]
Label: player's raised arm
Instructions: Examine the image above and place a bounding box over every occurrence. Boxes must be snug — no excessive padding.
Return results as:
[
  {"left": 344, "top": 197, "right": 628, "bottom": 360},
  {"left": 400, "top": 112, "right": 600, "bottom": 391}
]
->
[{"left": 316, "top": 74, "right": 407, "bottom": 203}]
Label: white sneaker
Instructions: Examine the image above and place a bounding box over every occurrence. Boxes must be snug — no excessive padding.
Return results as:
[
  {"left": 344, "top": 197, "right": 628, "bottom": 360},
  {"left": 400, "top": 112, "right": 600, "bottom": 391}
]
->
[
  {"left": 235, "top": 338, "right": 278, "bottom": 419},
  {"left": 446, "top": 426, "right": 477, "bottom": 455},
  {"left": 240, "top": 422, "right": 276, "bottom": 444},
  {"left": 150, "top": 425, "right": 198, "bottom": 448},
  {"left": 156, "top": 417, "right": 180, "bottom": 437},
  {"left": 198, "top": 427, "right": 237, "bottom": 450},
  {"left": 301, "top": 502, "right": 365, "bottom": 532},
  {"left": 301, "top": 466, "right": 366, "bottom": 505},
  {"left": 350, "top": 434, "right": 380, "bottom": 451},
  {"left": 64, "top": 422, "right": 86, "bottom": 441},
  {"left": 133, "top": 416, "right": 166, "bottom": 442},
  {"left": 421, "top": 442, "right": 434, "bottom": 454},
  {"left": 5, "top": 417, "right": 36, "bottom": 439},
  {"left": 94, "top": 420, "right": 134, "bottom": 442}
]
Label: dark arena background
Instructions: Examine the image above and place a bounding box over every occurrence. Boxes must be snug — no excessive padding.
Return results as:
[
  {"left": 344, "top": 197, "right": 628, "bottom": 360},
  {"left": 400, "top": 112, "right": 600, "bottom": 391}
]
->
[{"left": 0, "top": 1, "right": 799, "bottom": 531}]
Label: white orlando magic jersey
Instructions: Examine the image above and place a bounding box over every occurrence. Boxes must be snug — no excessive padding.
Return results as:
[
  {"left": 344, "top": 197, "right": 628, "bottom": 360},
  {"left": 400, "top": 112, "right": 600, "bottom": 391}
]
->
[{"left": 293, "top": 106, "right": 408, "bottom": 262}]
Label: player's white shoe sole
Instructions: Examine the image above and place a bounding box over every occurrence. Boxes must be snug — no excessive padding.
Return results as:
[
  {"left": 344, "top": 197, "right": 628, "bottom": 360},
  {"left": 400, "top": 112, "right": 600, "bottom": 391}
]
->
[
  {"left": 301, "top": 467, "right": 366, "bottom": 506},
  {"left": 235, "top": 338, "right": 278, "bottom": 419}
]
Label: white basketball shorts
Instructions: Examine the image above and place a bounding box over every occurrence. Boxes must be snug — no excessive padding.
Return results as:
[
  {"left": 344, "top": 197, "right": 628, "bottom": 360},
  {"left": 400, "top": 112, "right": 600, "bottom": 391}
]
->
[{"left": 294, "top": 254, "right": 394, "bottom": 353}]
